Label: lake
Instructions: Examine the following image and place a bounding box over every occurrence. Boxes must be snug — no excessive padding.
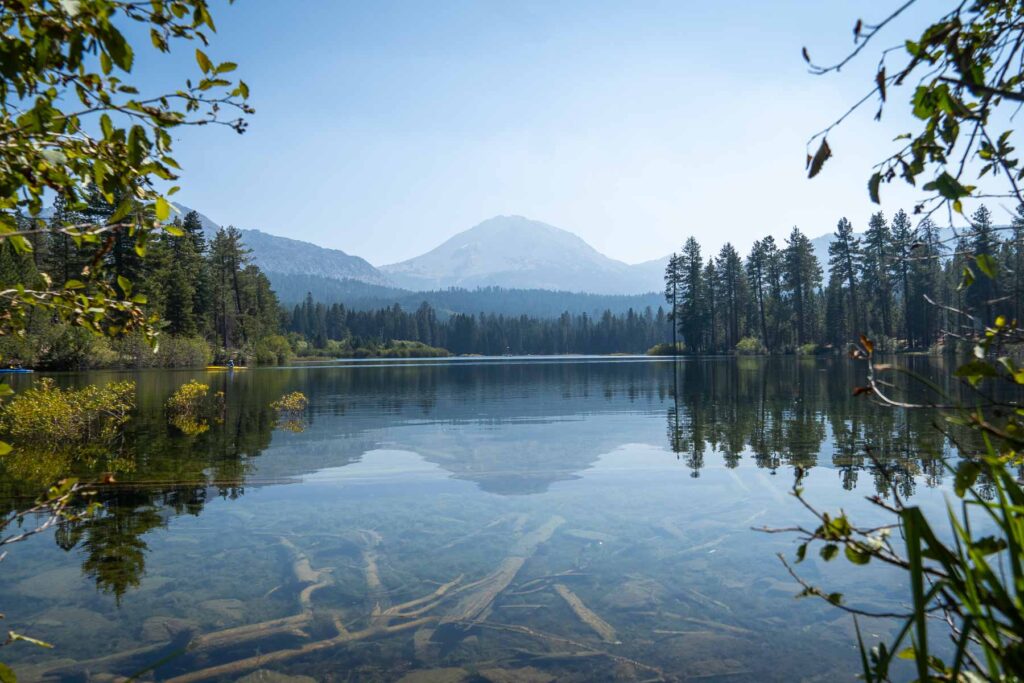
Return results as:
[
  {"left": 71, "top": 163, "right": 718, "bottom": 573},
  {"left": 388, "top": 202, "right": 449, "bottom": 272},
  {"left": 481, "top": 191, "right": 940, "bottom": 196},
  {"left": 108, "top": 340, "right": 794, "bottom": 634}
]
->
[{"left": 0, "top": 356, "right": 963, "bottom": 682}]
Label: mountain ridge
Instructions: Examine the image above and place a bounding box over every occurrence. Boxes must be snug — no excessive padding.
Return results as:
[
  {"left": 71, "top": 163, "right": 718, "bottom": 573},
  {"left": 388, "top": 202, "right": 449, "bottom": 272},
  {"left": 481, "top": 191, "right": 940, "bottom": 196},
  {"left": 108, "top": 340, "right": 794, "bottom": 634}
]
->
[{"left": 380, "top": 215, "right": 661, "bottom": 294}]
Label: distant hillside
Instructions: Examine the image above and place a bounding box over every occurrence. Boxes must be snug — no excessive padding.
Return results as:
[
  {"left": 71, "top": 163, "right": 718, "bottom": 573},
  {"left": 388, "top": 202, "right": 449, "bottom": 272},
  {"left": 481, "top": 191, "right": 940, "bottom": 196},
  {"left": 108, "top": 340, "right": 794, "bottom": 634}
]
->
[
  {"left": 381, "top": 215, "right": 662, "bottom": 295},
  {"left": 271, "top": 273, "right": 665, "bottom": 317},
  {"left": 172, "top": 203, "right": 390, "bottom": 286}
]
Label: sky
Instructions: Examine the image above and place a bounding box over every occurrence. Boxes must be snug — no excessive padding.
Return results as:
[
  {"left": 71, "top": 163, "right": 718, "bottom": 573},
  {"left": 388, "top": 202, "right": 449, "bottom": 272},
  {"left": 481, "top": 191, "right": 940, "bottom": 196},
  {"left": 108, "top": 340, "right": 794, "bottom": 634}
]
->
[{"left": 133, "top": 1, "right": 989, "bottom": 266}]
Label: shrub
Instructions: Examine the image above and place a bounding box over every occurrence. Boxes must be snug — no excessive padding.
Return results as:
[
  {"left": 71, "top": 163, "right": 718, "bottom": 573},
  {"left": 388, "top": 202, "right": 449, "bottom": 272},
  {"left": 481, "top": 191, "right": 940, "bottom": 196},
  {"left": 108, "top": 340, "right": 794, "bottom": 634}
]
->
[
  {"left": 36, "top": 325, "right": 117, "bottom": 370},
  {"left": 796, "top": 342, "right": 820, "bottom": 356},
  {"left": 735, "top": 336, "right": 766, "bottom": 355},
  {"left": 253, "top": 334, "right": 293, "bottom": 365},
  {"left": 165, "top": 380, "right": 223, "bottom": 436},
  {"left": 155, "top": 336, "right": 213, "bottom": 368},
  {"left": 271, "top": 391, "right": 308, "bottom": 432},
  {"left": 0, "top": 378, "right": 135, "bottom": 449},
  {"left": 646, "top": 342, "right": 685, "bottom": 356}
]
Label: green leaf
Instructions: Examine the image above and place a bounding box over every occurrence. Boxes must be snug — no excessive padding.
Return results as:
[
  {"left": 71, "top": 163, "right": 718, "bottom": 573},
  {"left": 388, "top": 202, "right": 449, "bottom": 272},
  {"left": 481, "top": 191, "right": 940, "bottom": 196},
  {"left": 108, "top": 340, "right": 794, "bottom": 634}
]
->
[
  {"left": 117, "top": 276, "right": 132, "bottom": 296},
  {"left": 922, "top": 172, "right": 973, "bottom": 200},
  {"left": 953, "top": 460, "right": 981, "bottom": 497},
  {"left": 820, "top": 543, "right": 839, "bottom": 561},
  {"left": 868, "top": 173, "right": 882, "bottom": 203},
  {"left": 195, "top": 49, "right": 213, "bottom": 74},
  {"left": 103, "top": 25, "right": 134, "bottom": 71},
  {"left": 0, "top": 662, "right": 16, "bottom": 683},
  {"left": 975, "top": 253, "right": 997, "bottom": 279},
  {"left": 954, "top": 359, "right": 998, "bottom": 387},
  {"left": 845, "top": 545, "right": 871, "bottom": 565},
  {"left": 154, "top": 197, "right": 170, "bottom": 222},
  {"left": 973, "top": 536, "right": 1008, "bottom": 555},
  {"left": 0, "top": 441, "right": 11, "bottom": 456}
]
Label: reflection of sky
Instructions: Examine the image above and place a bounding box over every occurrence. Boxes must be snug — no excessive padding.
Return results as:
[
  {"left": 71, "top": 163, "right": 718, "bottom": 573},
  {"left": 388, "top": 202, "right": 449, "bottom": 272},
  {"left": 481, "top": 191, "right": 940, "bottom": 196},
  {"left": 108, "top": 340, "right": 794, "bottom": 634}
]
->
[{"left": 0, "top": 358, "right": 961, "bottom": 680}]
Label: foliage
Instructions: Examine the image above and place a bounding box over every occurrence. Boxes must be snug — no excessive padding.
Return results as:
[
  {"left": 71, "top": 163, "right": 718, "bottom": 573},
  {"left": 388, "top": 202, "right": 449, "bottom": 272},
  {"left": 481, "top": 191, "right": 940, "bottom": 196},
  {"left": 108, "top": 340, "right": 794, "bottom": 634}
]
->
[
  {"left": 804, "top": 0, "right": 1024, "bottom": 215},
  {"left": 775, "top": 318, "right": 1024, "bottom": 681},
  {"left": 735, "top": 336, "right": 766, "bottom": 355},
  {"left": 165, "top": 380, "right": 222, "bottom": 436},
  {"left": 646, "top": 342, "right": 685, "bottom": 356},
  {"left": 270, "top": 391, "right": 308, "bottom": 433},
  {"left": 252, "top": 334, "right": 293, "bottom": 365},
  {"left": 792, "top": 4, "right": 1024, "bottom": 678},
  {"left": 287, "top": 296, "right": 671, "bottom": 356},
  {"left": 0, "top": 379, "right": 134, "bottom": 451},
  {"left": 0, "top": 0, "right": 251, "bottom": 339}
]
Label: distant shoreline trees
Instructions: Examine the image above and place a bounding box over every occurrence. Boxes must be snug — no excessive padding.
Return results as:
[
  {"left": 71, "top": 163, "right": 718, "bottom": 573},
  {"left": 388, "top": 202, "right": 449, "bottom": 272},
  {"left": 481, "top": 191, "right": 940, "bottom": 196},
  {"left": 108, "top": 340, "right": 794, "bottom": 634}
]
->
[{"left": 663, "top": 205, "right": 1024, "bottom": 354}]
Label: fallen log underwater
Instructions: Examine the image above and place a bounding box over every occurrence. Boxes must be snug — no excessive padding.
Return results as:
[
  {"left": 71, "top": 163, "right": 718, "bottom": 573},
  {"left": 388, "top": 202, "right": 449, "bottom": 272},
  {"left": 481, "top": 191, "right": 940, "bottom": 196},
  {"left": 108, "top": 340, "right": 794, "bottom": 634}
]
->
[{"left": 36, "top": 513, "right": 671, "bottom": 682}]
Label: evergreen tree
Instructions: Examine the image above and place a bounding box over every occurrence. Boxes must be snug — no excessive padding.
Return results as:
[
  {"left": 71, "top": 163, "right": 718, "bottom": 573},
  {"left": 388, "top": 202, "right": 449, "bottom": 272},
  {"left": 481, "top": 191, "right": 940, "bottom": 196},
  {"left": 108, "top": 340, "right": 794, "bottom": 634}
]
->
[
  {"left": 664, "top": 252, "right": 682, "bottom": 352},
  {"left": 783, "top": 227, "right": 822, "bottom": 347},
  {"left": 862, "top": 211, "right": 894, "bottom": 338},
  {"left": 965, "top": 204, "right": 998, "bottom": 323},
  {"left": 716, "top": 243, "right": 747, "bottom": 351},
  {"left": 890, "top": 209, "right": 916, "bottom": 348},
  {"left": 678, "top": 237, "right": 705, "bottom": 352},
  {"left": 827, "top": 217, "right": 864, "bottom": 337}
]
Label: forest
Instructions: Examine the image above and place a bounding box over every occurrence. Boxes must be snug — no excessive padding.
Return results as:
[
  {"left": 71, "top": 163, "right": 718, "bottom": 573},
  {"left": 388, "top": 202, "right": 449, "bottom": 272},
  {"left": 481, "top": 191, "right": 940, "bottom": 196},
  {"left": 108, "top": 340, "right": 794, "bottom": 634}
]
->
[
  {"left": 283, "top": 295, "right": 672, "bottom": 356},
  {"left": 663, "top": 205, "right": 1023, "bottom": 354},
  {"left": 0, "top": 202, "right": 287, "bottom": 369},
  {"left": 8, "top": 198, "right": 1021, "bottom": 363}
]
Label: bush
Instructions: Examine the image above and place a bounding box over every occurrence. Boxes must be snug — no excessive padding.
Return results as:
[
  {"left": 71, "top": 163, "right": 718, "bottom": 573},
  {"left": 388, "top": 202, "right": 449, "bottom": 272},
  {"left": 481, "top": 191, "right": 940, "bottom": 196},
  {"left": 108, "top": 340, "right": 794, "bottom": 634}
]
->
[
  {"left": 166, "top": 380, "right": 223, "bottom": 436},
  {"left": 796, "top": 342, "right": 820, "bottom": 356},
  {"left": 36, "top": 325, "right": 118, "bottom": 370},
  {"left": 271, "top": 391, "right": 308, "bottom": 432},
  {"left": 253, "top": 334, "right": 293, "bottom": 365},
  {"left": 735, "top": 336, "right": 766, "bottom": 355},
  {"left": 0, "top": 378, "right": 135, "bottom": 449},
  {"left": 112, "top": 332, "right": 212, "bottom": 368},
  {"left": 155, "top": 336, "right": 213, "bottom": 367},
  {"left": 646, "top": 342, "right": 685, "bottom": 356}
]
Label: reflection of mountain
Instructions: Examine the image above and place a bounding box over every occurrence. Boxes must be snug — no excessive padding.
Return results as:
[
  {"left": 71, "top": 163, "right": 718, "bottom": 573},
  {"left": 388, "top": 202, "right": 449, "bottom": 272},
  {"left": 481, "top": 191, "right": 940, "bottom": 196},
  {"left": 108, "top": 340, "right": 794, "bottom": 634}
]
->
[
  {"left": 245, "top": 360, "right": 677, "bottom": 495},
  {"left": 0, "top": 356, "right": 968, "bottom": 598}
]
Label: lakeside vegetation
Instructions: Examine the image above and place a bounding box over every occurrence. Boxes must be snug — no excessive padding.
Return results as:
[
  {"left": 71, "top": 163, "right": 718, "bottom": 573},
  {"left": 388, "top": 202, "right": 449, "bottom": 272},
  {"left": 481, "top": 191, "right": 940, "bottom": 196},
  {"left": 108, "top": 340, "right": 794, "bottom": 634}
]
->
[
  {"left": 663, "top": 205, "right": 1023, "bottom": 355},
  {"left": 0, "top": 0, "right": 1021, "bottom": 680}
]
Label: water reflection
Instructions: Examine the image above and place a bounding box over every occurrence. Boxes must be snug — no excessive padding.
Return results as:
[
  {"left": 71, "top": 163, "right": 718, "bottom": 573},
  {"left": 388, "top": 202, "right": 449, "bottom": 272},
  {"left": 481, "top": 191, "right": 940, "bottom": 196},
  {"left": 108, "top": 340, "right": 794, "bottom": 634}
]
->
[{"left": 0, "top": 357, "right": 970, "bottom": 680}]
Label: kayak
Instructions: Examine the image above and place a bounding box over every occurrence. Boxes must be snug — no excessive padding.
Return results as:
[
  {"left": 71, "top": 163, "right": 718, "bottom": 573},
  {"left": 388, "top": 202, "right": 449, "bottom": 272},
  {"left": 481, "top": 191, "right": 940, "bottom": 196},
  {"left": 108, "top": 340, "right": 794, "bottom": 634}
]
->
[
  {"left": 205, "top": 365, "right": 248, "bottom": 371},
  {"left": 0, "top": 368, "right": 33, "bottom": 373}
]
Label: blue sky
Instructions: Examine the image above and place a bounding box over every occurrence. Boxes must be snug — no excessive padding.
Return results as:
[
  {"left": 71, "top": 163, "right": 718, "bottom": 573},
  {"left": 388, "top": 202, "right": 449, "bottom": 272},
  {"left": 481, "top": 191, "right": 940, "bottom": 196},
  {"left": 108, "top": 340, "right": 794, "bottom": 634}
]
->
[{"left": 138, "top": 1, "right": 979, "bottom": 265}]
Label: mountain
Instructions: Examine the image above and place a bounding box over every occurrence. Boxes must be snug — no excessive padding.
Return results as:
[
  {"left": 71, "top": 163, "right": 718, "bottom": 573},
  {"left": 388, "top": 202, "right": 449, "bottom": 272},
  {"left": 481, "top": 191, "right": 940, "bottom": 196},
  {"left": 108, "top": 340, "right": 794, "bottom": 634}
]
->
[
  {"left": 171, "top": 203, "right": 390, "bottom": 286},
  {"left": 381, "top": 215, "right": 662, "bottom": 295}
]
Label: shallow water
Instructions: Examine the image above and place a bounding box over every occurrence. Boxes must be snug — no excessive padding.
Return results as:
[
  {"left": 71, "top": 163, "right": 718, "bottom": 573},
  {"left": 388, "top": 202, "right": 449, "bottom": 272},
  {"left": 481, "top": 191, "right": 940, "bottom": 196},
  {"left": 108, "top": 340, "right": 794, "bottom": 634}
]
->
[{"left": 0, "top": 356, "right": 966, "bottom": 681}]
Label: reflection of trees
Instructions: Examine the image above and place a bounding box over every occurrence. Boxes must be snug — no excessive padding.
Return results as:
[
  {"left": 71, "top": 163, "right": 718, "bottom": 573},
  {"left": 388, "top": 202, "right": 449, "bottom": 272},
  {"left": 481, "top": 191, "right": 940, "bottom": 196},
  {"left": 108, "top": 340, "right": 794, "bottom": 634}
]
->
[
  {"left": 0, "top": 370, "right": 289, "bottom": 597},
  {"left": 664, "top": 356, "right": 957, "bottom": 495}
]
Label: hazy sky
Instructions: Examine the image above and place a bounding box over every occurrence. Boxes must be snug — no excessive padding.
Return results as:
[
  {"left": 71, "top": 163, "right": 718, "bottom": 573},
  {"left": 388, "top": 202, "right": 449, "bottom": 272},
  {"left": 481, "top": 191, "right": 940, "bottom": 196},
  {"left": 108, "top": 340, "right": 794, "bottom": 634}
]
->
[{"left": 142, "top": 1, "right": 988, "bottom": 265}]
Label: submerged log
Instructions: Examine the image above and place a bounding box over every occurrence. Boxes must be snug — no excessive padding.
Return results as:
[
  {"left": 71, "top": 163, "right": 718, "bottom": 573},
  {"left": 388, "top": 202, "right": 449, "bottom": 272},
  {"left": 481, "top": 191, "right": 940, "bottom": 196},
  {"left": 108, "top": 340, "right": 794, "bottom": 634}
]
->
[
  {"left": 553, "top": 584, "right": 617, "bottom": 643},
  {"left": 441, "top": 516, "right": 564, "bottom": 625}
]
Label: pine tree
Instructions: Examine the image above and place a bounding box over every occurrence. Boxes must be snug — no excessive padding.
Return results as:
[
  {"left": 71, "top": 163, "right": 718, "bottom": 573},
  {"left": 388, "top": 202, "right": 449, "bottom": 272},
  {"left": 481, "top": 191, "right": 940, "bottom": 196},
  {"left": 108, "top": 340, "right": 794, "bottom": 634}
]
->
[
  {"left": 678, "top": 237, "right": 705, "bottom": 352},
  {"left": 703, "top": 259, "right": 719, "bottom": 351},
  {"left": 965, "top": 204, "right": 998, "bottom": 324},
  {"left": 827, "top": 217, "right": 864, "bottom": 336},
  {"left": 910, "top": 218, "right": 948, "bottom": 346},
  {"left": 862, "top": 211, "right": 894, "bottom": 338},
  {"left": 716, "top": 243, "right": 747, "bottom": 351},
  {"left": 664, "top": 252, "right": 682, "bottom": 353},
  {"left": 783, "top": 227, "right": 822, "bottom": 347},
  {"left": 890, "top": 209, "right": 916, "bottom": 348}
]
